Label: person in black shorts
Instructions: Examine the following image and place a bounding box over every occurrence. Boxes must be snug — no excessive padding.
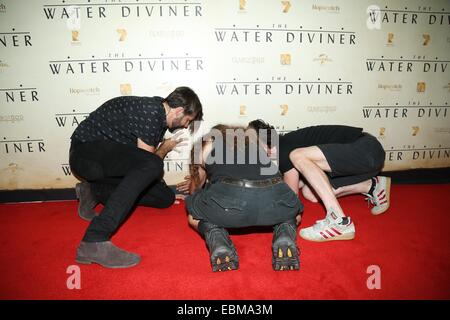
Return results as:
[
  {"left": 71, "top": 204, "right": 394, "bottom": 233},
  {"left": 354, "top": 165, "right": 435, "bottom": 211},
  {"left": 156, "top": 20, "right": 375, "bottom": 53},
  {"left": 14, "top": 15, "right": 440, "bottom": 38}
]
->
[
  {"left": 69, "top": 87, "right": 203, "bottom": 268},
  {"left": 177, "top": 125, "right": 303, "bottom": 271},
  {"left": 248, "top": 120, "right": 391, "bottom": 243}
]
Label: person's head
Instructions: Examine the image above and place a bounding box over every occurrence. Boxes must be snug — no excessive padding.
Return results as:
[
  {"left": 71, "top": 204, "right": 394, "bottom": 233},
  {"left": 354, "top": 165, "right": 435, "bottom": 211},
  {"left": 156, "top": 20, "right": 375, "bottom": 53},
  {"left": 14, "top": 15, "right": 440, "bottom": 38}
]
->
[
  {"left": 247, "top": 119, "right": 278, "bottom": 155},
  {"left": 163, "top": 87, "right": 203, "bottom": 132}
]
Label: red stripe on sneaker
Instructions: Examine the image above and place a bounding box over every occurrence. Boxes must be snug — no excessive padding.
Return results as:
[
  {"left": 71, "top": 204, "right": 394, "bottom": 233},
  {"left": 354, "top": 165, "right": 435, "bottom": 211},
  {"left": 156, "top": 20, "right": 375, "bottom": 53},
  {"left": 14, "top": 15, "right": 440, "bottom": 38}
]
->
[
  {"left": 320, "top": 232, "right": 329, "bottom": 239},
  {"left": 378, "top": 194, "right": 386, "bottom": 201},
  {"left": 325, "top": 230, "right": 335, "bottom": 237},
  {"left": 379, "top": 200, "right": 388, "bottom": 205},
  {"left": 377, "top": 190, "right": 385, "bottom": 197},
  {"left": 331, "top": 228, "right": 342, "bottom": 235}
]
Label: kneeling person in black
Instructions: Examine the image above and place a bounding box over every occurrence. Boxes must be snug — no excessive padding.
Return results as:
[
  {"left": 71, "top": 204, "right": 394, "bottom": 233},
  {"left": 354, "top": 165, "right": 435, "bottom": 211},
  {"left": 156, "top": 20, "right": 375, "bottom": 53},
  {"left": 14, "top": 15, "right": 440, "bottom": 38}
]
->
[
  {"left": 179, "top": 125, "right": 303, "bottom": 272},
  {"left": 248, "top": 120, "right": 390, "bottom": 243}
]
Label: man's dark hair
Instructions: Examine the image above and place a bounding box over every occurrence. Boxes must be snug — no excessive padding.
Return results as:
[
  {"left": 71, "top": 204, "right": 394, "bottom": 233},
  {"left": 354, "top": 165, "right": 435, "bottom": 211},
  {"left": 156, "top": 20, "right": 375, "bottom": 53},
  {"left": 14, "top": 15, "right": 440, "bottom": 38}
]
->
[
  {"left": 164, "top": 86, "right": 203, "bottom": 122},
  {"left": 248, "top": 119, "right": 278, "bottom": 148}
]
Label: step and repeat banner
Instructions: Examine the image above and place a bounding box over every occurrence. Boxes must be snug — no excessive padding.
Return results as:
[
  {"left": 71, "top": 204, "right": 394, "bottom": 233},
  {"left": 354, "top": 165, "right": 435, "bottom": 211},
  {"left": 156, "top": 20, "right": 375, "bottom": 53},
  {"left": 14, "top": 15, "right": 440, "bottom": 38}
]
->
[{"left": 0, "top": 0, "right": 449, "bottom": 190}]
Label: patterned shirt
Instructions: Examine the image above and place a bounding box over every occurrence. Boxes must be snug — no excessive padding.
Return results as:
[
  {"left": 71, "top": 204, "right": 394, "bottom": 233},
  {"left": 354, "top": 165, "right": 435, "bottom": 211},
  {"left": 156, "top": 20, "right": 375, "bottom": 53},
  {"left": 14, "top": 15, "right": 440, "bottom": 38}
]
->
[{"left": 71, "top": 96, "right": 167, "bottom": 147}]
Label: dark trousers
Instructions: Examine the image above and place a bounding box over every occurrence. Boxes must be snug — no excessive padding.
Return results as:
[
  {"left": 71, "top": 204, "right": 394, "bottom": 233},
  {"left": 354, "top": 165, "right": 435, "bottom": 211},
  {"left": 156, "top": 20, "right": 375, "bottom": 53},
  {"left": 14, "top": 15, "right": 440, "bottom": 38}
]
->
[
  {"left": 69, "top": 140, "right": 175, "bottom": 242},
  {"left": 186, "top": 181, "right": 302, "bottom": 228}
]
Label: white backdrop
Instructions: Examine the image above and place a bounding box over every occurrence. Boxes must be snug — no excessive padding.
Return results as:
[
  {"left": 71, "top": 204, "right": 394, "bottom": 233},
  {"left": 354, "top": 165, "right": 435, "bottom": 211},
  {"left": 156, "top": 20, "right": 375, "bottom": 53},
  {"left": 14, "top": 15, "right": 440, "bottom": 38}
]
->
[{"left": 0, "top": 0, "right": 449, "bottom": 190}]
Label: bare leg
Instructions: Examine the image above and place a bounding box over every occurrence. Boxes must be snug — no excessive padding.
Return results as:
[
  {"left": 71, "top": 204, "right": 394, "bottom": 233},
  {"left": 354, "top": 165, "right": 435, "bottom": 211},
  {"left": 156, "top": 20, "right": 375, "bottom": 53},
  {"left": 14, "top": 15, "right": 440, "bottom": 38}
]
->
[
  {"left": 282, "top": 169, "right": 304, "bottom": 224},
  {"left": 283, "top": 168, "right": 300, "bottom": 197},
  {"left": 298, "top": 179, "right": 305, "bottom": 189},
  {"left": 188, "top": 214, "right": 200, "bottom": 231},
  {"left": 302, "top": 184, "right": 319, "bottom": 202},
  {"left": 289, "top": 146, "right": 345, "bottom": 218},
  {"left": 334, "top": 179, "right": 372, "bottom": 198},
  {"left": 283, "top": 169, "right": 318, "bottom": 203}
]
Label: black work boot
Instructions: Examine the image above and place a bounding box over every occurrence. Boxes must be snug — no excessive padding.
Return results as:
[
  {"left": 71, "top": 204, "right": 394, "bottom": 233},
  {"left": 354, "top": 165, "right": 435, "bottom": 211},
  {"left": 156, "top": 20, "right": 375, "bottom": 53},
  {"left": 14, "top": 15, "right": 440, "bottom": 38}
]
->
[
  {"left": 198, "top": 221, "right": 239, "bottom": 272},
  {"left": 272, "top": 220, "right": 300, "bottom": 271},
  {"left": 76, "top": 241, "right": 141, "bottom": 268},
  {"left": 75, "top": 182, "right": 98, "bottom": 221}
]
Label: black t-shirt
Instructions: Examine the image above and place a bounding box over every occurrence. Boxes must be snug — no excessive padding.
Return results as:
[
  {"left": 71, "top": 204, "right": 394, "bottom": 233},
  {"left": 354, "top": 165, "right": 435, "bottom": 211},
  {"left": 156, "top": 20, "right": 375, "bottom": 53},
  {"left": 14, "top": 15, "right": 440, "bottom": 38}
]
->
[
  {"left": 278, "top": 125, "right": 363, "bottom": 173},
  {"left": 71, "top": 96, "right": 167, "bottom": 147},
  {"left": 205, "top": 135, "right": 280, "bottom": 182}
]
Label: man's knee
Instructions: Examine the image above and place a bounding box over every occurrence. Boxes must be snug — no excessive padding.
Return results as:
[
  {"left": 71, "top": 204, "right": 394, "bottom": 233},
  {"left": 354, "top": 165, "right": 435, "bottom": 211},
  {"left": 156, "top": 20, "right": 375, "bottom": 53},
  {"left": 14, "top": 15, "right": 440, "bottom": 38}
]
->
[
  {"left": 289, "top": 148, "right": 310, "bottom": 169},
  {"left": 157, "top": 188, "right": 175, "bottom": 208}
]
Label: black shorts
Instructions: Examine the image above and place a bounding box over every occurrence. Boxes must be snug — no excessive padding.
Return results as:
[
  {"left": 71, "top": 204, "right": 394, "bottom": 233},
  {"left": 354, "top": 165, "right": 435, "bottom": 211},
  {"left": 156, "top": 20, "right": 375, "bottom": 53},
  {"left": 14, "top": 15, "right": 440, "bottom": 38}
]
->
[
  {"left": 317, "top": 133, "right": 386, "bottom": 188},
  {"left": 185, "top": 182, "right": 303, "bottom": 228}
]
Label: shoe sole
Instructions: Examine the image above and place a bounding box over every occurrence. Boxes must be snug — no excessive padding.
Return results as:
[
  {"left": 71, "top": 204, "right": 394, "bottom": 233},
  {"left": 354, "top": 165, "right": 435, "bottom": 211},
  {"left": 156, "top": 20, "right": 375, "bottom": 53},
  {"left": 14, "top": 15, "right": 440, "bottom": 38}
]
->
[
  {"left": 299, "top": 231, "right": 355, "bottom": 242},
  {"left": 372, "top": 177, "right": 391, "bottom": 215},
  {"left": 272, "top": 242, "right": 300, "bottom": 271},
  {"left": 76, "top": 257, "right": 140, "bottom": 269},
  {"left": 211, "top": 253, "right": 239, "bottom": 272}
]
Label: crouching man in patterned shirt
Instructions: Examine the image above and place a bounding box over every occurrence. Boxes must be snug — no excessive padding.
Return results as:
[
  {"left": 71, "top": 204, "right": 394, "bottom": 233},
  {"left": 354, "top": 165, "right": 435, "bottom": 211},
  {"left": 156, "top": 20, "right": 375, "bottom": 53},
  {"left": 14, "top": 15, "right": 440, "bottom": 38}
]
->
[{"left": 69, "top": 87, "right": 203, "bottom": 268}]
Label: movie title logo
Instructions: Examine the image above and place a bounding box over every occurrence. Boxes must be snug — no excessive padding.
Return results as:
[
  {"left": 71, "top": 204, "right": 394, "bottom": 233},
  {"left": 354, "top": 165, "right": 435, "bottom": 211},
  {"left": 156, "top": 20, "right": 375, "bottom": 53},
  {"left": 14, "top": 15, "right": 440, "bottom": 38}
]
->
[
  {"left": 49, "top": 54, "right": 204, "bottom": 75},
  {"left": 216, "top": 77, "right": 352, "bottom": 96},
  {"left": 43, "top": 1, "right": 203, "bottom": 20},
  {"left": 0, "top": 29, "right": 32, "bottom": 48},
  {"left": 55, "top": 110, "right": 90, "bottom": 128},
  {"left": 386, "top": 146, "right": 450, "bottom": 162},
  {"left": 1, "top": 85, "right": 39, "bottom": 103},
  {"left": 366, "top": 56, "right": 448, "bottom": 73},
  {"left": 215, "top": 25, "right": 356, "bottom": 45},
  {"left": 362, "top": 103, "right": 448, "bottom": 119},
  {"left": 1, "top": 137, "right": 46, "bottom": 154}
]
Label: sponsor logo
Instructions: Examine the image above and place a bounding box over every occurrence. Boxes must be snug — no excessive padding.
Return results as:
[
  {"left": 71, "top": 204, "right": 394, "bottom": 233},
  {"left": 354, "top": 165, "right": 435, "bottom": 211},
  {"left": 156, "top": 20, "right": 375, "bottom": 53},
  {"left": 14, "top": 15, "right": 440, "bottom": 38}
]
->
[
  {"left": 280, "top": 53, "right": 291, "bottom": 65},
  {"left": 1, "top": 85, "right": 39, "bottom": 103}
]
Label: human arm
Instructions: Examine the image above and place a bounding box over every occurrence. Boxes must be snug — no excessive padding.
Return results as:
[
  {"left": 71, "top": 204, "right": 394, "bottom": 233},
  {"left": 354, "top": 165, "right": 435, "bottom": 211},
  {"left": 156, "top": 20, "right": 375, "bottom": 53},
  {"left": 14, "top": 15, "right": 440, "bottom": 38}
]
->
[
  {"left": 283, "top": 168, "right": 300, "bottom": 197},
  {"left": 137, "top": 138, "right": 156, "bottom": 153},
  {"left": 155, "top": 131, "right": 188, "bottom": 159},
  {"left": 189, "top": 166, "right": 207, "bottom": 193},
  {"left": 176, "top": 140, "right": 212, "bottom": 195},
  {"left": 176, "top": 165, "right": 207, "bottom": 195},
  {"left": 137, "top": 133, "right": 186, "bottom": 158}
]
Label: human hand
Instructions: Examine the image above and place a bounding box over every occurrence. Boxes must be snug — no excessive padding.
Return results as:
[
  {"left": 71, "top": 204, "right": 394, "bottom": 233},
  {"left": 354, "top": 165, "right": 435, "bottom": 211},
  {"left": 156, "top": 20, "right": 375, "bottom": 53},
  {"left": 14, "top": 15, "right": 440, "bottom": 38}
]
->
[
  {"left": 160, "top": 130, "right": 188, "bottom": 153},
  {"left": 176, "top": 175, "right": 191, "bottom": 194},
  {"left": 175, "top": 194, "right": 186, "bottom": 201}
]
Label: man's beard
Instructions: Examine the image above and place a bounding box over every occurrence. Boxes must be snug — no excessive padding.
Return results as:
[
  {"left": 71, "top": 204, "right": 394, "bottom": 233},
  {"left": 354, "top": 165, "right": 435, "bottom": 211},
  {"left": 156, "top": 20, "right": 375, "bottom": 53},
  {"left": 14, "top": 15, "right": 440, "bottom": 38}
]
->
[
  {"left": 168, "top": 115, "right": 185, "bottom": 133},
  {"left": 169, "top": 127, "right": 179, "bottom": 133}
]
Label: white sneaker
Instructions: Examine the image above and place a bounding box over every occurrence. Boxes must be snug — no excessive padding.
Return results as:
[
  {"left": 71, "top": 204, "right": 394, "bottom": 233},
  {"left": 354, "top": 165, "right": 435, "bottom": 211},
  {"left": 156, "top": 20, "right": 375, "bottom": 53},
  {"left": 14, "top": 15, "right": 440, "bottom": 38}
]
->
[
  {"left": 299, "top": 211, "right": 355, "bottom": 242},
  {"left": 364, "top": 176, "right": 391, "bottom": 215}
]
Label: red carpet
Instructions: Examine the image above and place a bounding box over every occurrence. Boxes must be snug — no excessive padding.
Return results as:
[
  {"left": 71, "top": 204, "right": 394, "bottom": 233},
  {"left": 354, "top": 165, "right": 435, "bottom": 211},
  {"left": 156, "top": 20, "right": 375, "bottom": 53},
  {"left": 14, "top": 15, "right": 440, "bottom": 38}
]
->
[{"left": 0, "top": 184, "right": 449, "bottom": 300}]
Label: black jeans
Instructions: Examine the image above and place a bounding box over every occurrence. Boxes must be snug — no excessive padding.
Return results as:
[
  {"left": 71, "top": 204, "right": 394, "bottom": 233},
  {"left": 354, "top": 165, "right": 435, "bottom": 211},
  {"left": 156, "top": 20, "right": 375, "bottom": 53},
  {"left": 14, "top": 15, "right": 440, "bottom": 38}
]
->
[
  {"left": 186, "top": 181, "right": 302, "bottom": 228},
  {"left": 69, "top": 140, "right": 175, "bottom": 242}
]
